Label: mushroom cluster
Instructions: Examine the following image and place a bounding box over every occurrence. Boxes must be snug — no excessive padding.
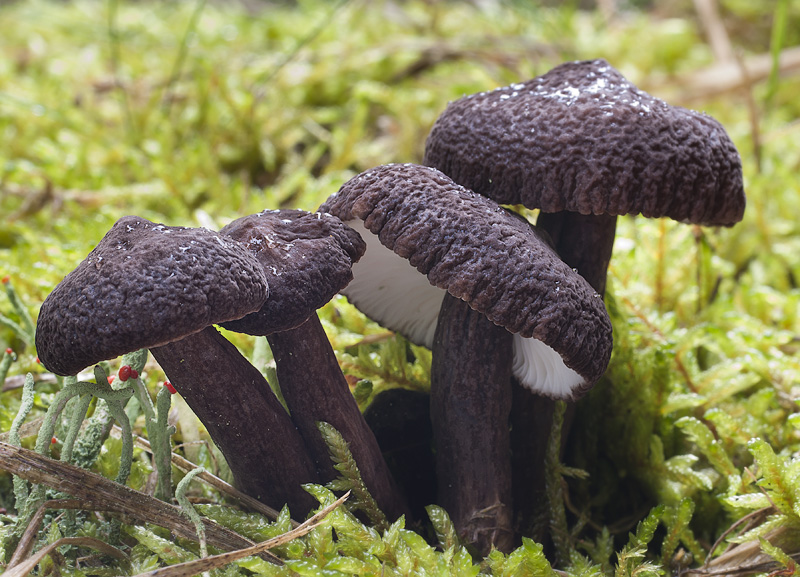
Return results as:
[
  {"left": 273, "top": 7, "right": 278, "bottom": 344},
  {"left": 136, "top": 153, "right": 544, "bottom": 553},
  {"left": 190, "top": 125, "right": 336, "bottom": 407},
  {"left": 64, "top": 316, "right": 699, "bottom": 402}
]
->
[
  {"left": 319, "top": 162, "right": 612, "bottom": 552},
  {"left": 34, "top": 58, "right": 744, "bottom": 558},
  {"left": 420, "top": 58, "right": 745, "bottom": 547},
  {"left": 36, "top": 211, "right": 408, "bottom": 520}
]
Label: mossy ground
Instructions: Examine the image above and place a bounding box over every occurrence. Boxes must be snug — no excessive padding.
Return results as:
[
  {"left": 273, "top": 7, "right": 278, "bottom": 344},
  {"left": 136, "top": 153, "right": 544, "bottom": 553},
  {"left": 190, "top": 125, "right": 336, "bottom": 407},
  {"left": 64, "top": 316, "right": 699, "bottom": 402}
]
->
[{"left": 1, "top": 1, "right": 800, "bottom": 575}]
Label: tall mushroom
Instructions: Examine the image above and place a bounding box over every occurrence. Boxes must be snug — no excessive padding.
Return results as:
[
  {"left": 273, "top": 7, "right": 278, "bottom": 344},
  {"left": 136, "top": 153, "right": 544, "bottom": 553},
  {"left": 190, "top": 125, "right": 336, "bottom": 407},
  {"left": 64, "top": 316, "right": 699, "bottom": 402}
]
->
[
  {"left": 320, "top": 163, "right": 612, "bottom": 553},
  {"left": 36, "top": 216, "right": 320, "bottom": 513},
  {"left": 424, "top": 58, "right": 745, "bottom": 295},
  {"left": 218, "top": 209, "right": 409, "bottom": 522},
  {"left": 423, "top": 58, "right": 746, "bottom": 538}
]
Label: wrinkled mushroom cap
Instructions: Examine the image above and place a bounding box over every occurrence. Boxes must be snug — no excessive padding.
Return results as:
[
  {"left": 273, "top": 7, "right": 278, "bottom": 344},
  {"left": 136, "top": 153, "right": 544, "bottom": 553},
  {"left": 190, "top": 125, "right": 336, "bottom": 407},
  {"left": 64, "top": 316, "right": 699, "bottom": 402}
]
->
[
  {"left": 320, "top": 163, "right": 612, "bottom": 398},
  {"left": 424, "top": 59, "right": 745, "bottom": 226},
  {"left": 36, "top": 216, "right": 269, "bottom": 376},
  {"left": 220, "top": 209, "right": 366, "bottom": 335}
]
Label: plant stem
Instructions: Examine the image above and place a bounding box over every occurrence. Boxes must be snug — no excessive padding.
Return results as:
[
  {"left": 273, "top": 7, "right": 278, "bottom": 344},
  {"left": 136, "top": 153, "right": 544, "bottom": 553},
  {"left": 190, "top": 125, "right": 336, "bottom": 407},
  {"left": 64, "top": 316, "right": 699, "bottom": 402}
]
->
[
  {"left": 545, "top": 400, "right": 569, "bottom": 567},
  {"left": 9, "top": 374, "right": 35, "bottom": 513},
  {"left": 60, "top": 394, "right": 93, "bottom": 464},
  {"left": 176, "top": 467, "right": 209, "bottom": 559}
]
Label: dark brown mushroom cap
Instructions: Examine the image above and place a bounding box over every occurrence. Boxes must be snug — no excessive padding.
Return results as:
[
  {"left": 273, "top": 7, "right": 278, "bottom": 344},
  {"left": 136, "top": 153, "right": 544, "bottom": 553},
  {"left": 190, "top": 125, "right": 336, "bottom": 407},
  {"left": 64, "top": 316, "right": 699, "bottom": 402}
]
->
[
  {"left": 35, "top": 216, "right": 269, "bottom": 376},
  {"left": 219, "top": 209, "right": 366, "bottom": 335},
  {"left": 424, "top": 58, "right": 745, "bottom": 226},
  {"left": 320, "top": 163, "right": 612, "bottom": 395}
]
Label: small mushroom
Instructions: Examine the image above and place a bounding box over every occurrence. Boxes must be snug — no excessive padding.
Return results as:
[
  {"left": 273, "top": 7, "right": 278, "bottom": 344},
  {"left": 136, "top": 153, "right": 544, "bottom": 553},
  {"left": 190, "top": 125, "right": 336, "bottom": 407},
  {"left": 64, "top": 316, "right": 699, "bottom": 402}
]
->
[
  {"left": 35, "top": 216, "right": 320, "bottom": 513},
  {"left": 219, "top": 209, "right": 410, "bottom": 522},
  {"left": 320, "top": 163, "right": 612, "bottom": 552},
  {"left": 424, "top": 58, "right": 746, "bottom": 539}
]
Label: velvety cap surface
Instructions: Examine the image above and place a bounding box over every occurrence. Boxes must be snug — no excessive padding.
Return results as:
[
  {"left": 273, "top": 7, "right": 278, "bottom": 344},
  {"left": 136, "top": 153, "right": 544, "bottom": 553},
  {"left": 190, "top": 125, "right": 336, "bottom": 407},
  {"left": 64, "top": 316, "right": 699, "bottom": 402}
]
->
[
  {"left": 320, "top": 163, "right": 612, "bottom": 390},
  {"left": 220, "top": 209, "right": 366, "bottom": 335},
  {"left": 424, "top": 59, "right": 745, "bottom": 226},
  {"left": 36, "top": 216, "right": 269, "bottom": 376}
]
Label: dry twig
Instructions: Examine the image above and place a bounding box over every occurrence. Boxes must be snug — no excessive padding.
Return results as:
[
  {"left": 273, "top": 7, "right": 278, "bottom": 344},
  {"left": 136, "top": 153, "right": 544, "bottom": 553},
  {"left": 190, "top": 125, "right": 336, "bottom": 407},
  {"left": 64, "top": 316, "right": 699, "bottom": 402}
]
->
[
  {"left": 5, "top": 536, "right": 128, "bottom": 577},
  {"left": 0, "top": 442, "right": 279, "bottom": 562},
  {"left": 109, "top": 425, "right": 293, "bottom": 526},
  {"left": 692, "top": 0, "right": 735, "bottom": 63},
  {"left": 126, "top": 493, "right": 348, "bottom": 577},
  {"left": 646, "top": 46, "right": 800, "bottom": 103}
]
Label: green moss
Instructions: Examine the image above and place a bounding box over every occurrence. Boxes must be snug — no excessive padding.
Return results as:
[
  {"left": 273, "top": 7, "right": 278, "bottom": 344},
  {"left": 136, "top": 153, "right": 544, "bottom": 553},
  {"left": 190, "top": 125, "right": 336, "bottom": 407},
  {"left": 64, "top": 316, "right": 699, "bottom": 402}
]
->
[{"left": 2, "top": 0, "right": 800, "bottom": 574}]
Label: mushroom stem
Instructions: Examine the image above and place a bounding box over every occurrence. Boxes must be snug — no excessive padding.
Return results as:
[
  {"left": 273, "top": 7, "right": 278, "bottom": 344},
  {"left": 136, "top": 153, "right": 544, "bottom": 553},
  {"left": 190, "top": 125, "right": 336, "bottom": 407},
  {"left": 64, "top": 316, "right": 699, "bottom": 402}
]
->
[
  {"left": 149, "top": 326, "right": 319, "bottom": 515},
  {"left": 535, "top": 212, "right": 617, "bottom": 296},
  {"left": 509, "top": 380, "right": 555, "bottom": 543},
  {"left": 431, "top": 293, "right": 514, "bottom": 554},
  {"left": 266, "top": 314, "right": 410, "bottom": 522},
  {"left": 510, "top": 211, "right": 614, "bottom": 544}
]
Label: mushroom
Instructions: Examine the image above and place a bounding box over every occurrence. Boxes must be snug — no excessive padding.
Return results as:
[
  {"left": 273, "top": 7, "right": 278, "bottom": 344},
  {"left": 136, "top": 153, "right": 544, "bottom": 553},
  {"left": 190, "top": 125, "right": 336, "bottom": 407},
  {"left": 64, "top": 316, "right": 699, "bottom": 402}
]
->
[
  {"left": 423, "top": 58, "right": 746, "bottom": 538},
  {"left": 424, "top": 58, "right": 746, "bottom": 295},
  {"left": 319, "top": 163, "right": 612, "bottom": 553},
  {"left": 218, "top": 209, "right": 409, "bottom": 522},
  {"left": 35, "top": 216, "right": 320, "bottom": 513}
]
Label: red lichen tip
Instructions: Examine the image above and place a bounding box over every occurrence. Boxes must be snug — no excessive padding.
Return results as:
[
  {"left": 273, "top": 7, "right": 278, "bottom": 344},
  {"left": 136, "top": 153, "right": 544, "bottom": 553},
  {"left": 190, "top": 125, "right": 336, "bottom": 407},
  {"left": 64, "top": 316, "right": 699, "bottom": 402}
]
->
[
  {"left": 164, "top": 381, "right": 177, "bottom": 394},
  {"left": 118, "top": 365, "right": 132, "bottom": 382},
  {"left": 51, "top": 437, "right": 57, "bottom": 444},
  {"left": 4, "top": 348, "right": 12, "bottom": 355},
  {"left": 1, "top": 276, "right": 9, "bottom": 285},
  {"left": 107, "top": 375, "right": 115, "bottom": 385},
  {"left": 130, "top": 368, "right": 139, "bottom": 380}
]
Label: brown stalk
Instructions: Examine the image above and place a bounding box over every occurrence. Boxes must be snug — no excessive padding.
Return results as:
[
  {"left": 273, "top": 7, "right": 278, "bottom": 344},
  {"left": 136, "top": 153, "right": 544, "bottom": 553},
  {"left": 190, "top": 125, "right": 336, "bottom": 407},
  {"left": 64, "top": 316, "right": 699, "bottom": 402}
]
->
[
  {"left": 267, "top": 314, "right": 409, "bottom": 522},
  {"left": 535, "top": 212, "right": 617, "bottom": 297},
  {"left": 510, "top": 211, "right": 615, "bottom": 543},
  {"left": 430, "top": 294, "right": 514, "bottom": 554},
  {"left": 3, "top": 374, "right": 58, "bottom": 392},
  {"left": 509, "top": 382, "right": 556, "bottom": 544},
  {"left": 150, "top": 325, "right": 320, "bottom": 516},
  {"left": 683, "top": 524, "right": 800, "bottom": 576},
  {"left": 0, "top": 416, "right": 44, "bottom": 441}
]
